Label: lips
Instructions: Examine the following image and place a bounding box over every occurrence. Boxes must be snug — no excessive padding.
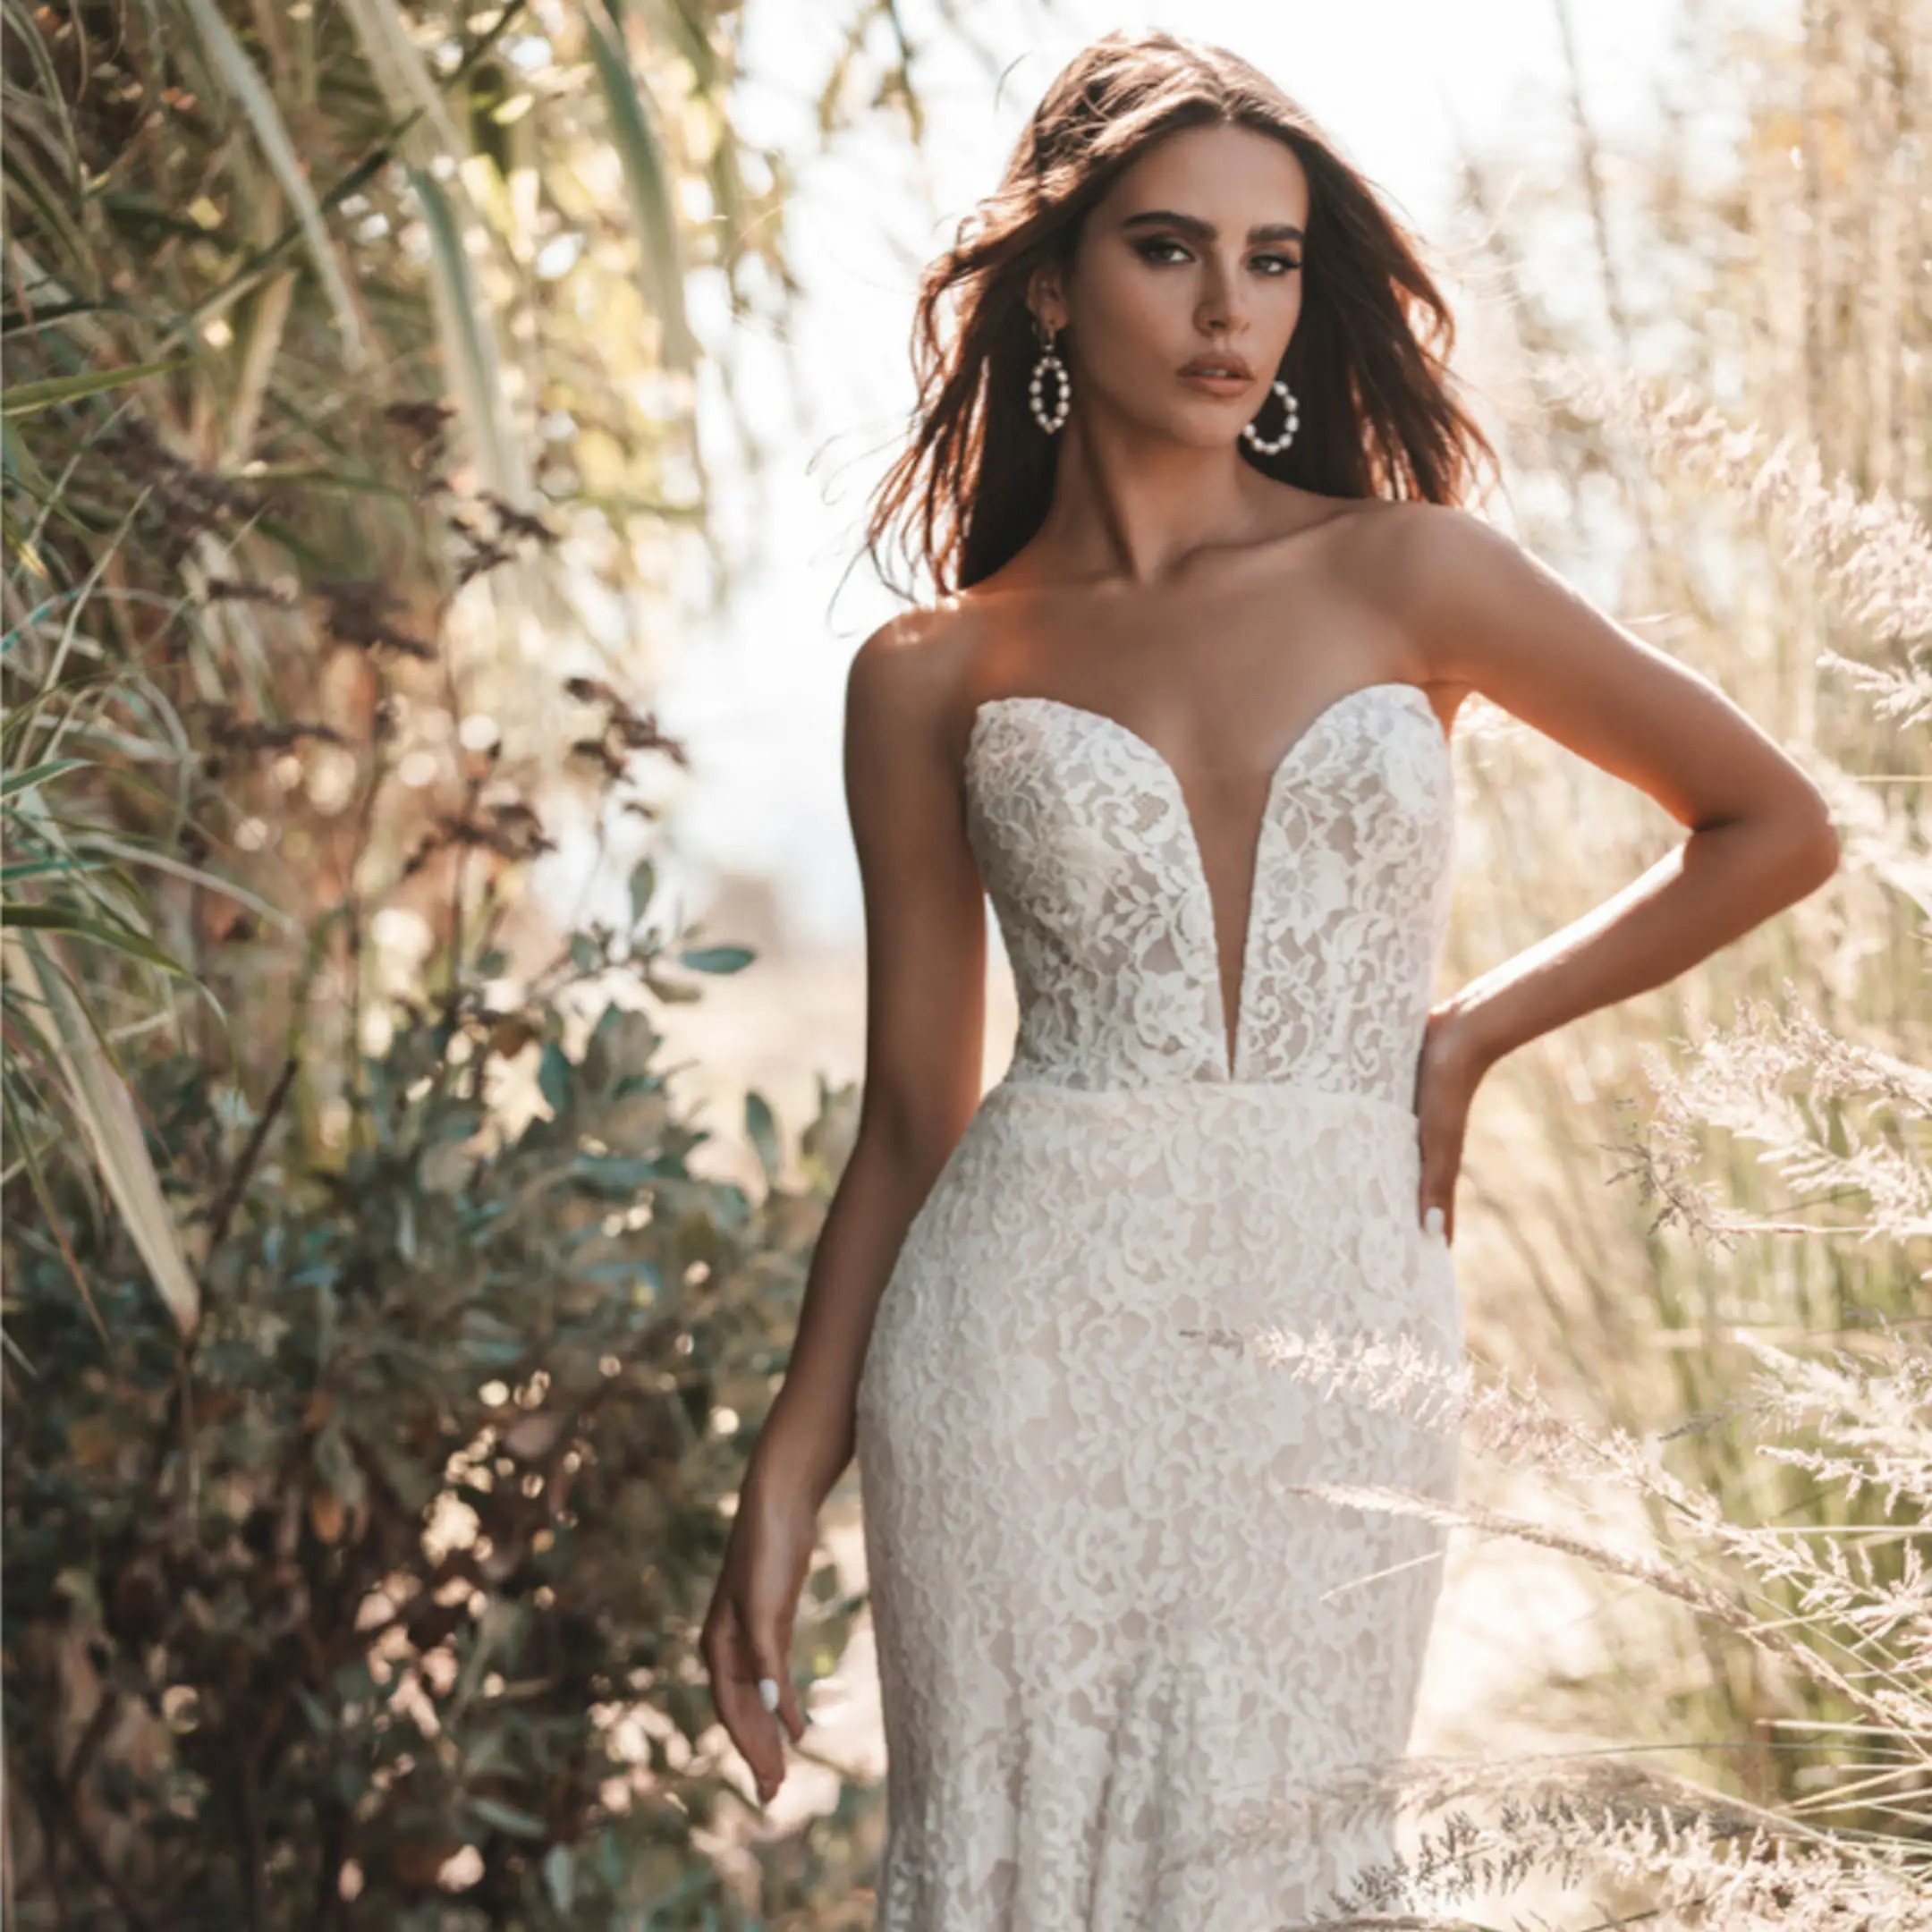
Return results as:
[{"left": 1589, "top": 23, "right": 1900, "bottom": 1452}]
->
[
  {"left": 1178, "top": 355, "right": 1253, "bottom": 398},
  {"left": 1179, "top": 353, "right": 1253, "bottom": 380}
]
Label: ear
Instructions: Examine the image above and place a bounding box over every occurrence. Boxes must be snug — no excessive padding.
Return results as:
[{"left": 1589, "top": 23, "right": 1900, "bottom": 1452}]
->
[{"left": 1025, "top": 265, "right": 1066, "bottom": 334}]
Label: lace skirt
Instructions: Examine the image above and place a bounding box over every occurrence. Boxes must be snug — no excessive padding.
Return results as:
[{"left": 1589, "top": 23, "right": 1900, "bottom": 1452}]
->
[{"left": 852, "top": 1073, "right": 1464, "bottom": 1931}]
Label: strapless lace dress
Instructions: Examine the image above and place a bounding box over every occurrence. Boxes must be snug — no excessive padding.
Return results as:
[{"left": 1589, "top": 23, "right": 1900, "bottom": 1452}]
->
[{"left": 852, "top": 681, "right": 1464, "bottom": 1929}]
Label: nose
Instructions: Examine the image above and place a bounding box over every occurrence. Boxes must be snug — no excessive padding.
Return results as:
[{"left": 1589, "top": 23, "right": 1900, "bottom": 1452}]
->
[{"left": 1194, "top": 250, "right": 1251, "bottom": 335}]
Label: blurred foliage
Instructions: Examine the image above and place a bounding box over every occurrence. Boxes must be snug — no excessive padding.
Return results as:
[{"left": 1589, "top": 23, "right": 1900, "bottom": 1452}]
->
[
  {"left": 0, "top": 0, "right": 962, "bottom": 1919},
  {"left": 5, "top": 893, "right": 875, "bottom": 1926},
  {"left": 0, "top": 427, "right": 893, "bottom": 1925},
  {"left": 0, "top": 0, "right": 933, "bottom": 1311}
]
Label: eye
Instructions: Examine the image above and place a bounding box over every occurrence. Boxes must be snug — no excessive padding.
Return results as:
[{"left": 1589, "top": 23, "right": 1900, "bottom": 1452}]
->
[{"left": 1132, "top": 237, "right": 1301, "bottom": 275}]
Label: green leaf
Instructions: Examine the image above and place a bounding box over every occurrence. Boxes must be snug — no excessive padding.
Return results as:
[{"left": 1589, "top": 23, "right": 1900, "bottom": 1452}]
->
[
  {"left": 12, "top": 935, "right": 201, "bottom": 1335},
  {"left": 176, "top": 0, "right": 367, "bottom": 368},
  {"left": 627, "top": 857, "right": 656, "bottom": 927},
  {"left": 1, "top": 755, "right": 91, "bottom": 798},
  {"left": 745, "top": 1089, "right": 780, "bottom": 1187},
  {"left": 538, "top": 1040, "right": 571, "bottom": 1114},
  {"left": 430, "top": 1103, "right": 487, "bottom": 1144},
  {"left": 1, "top": 855, "right": 98, "bottom": 884},
  {"left": 1, "top": 904, "right": 195, "bottom": 975},
  {"left": 642, "top": 970, "right": 701, "bottom": 1004},
  {"left": 543, "top": 1843, "right": 577, "bottom": 1911},
  {"left": 312, "top": 1419, "right": 368, "bottom": 1511},
  {"left": 407, "top": 162, "right": 524, "bottom": 499},
  {"left": 0, "top": 356, "right": 193, "bottom": 419},
  {"left": 467, "top": 1793, "right": 547, "bottom": 1839},
  {"left": 677, "top": 944, "right": 753, "bottom": 974},
  {"left": 363, "top": 1436, "right": 435, "bottom": 1515},
  {"left": 293, "top": 1686, "right": 335, "bottom": 1737},
  {"left": 568, "top": 1151, "right": 658, "bottom": 1197},
  {"left": 581, "top": 6, "right": 697, "bottom": 376}
]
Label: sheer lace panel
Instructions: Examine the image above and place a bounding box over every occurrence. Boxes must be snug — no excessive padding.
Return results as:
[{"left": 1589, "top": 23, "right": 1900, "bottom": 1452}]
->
[{"left": 964, "top": 683, "right": 1455, "bottom": 1099}]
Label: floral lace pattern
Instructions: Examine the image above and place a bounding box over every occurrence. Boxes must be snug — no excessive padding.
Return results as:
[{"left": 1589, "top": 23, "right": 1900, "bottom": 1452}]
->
[
  {"left": 962, "top": 684, "right": 1455, "bottom": 1096},
  {"left": 852, "top": 682, "right": 1464, "bottom": 1929}
]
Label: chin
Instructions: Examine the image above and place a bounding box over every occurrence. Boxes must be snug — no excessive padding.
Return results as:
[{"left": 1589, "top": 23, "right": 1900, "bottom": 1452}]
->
[
  {"left": 1124, "top": 401, "right": 1224, "bottom": 445},
  {"left": 1165, "top": 420, "right": 1242, "bottom": 452}
]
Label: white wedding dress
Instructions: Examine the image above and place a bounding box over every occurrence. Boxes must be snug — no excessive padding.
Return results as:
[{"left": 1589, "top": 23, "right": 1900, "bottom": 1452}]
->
[{"left": 852, "top": 680, "right": 1465, "bottom": 1929}]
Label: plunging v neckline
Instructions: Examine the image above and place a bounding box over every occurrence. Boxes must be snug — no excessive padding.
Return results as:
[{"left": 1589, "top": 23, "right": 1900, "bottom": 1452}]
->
[{"left": 965, "top": 680, "right": 1440, "bottom": 1080}]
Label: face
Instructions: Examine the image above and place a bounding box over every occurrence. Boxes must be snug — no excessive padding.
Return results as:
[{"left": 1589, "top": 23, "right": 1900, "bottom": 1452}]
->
[{"left": 1031, "top": 120, "right": 1309, "bottom": 448}]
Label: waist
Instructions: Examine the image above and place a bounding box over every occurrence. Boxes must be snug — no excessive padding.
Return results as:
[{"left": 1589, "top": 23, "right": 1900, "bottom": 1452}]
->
[{"left": 985, "top": 1070, "right": 1420, "bottom": 1130}]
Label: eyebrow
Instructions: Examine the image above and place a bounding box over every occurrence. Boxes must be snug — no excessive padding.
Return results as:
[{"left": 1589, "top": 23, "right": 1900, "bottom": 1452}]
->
[{"left": 1120, "top": 208, "right": 1305, "bottom": 244}]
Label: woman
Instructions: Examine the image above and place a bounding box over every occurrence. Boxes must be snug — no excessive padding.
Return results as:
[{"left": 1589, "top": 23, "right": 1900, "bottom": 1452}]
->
[{"left": 701, "top": 29, "right": 1838, "bottom": 1928}]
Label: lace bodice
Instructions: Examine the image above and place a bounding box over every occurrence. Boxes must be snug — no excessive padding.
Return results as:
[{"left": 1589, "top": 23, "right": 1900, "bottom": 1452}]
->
[{"left": 963, "top": 682, "right": 1456, "bottom": 1103}]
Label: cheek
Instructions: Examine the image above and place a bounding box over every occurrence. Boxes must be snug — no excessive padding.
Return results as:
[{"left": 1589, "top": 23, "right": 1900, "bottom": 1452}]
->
[
  {"left": 1076, "top": 346, "right": 1188, "bottom": 428},
  {"left": 1078, "top": 290, "right": 1186, "bottom": 375}
]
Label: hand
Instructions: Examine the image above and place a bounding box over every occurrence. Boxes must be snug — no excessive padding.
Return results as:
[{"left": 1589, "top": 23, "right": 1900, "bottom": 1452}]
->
[
  {"left": 699, "top": 1466, "right": 816, "bottom": 1807},
  {"left": 1411, "top": 1002, "right": 1491, "bottom": 1246}
]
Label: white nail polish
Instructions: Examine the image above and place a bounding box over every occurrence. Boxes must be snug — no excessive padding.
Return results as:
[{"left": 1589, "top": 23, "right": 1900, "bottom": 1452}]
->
[
  {"left": 1423, "top": 1205, "right": 1445, "bottom": 1241},
  {"left": 757, "top": 1675, "right": 780, "bottom": 1713}
]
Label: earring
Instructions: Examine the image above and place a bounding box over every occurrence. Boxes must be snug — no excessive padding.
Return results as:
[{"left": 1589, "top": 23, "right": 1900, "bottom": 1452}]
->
[
  {"left": 1029, "top": 318, "right": 1071, "bottom": 435},
  {"left": 1241, "top": 376, "right": 1300, "bottom": 454}
]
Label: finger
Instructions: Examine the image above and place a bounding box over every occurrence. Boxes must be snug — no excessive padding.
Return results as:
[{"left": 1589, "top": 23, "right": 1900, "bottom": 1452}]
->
[
  {"left": 1419, "top": 1192, "right": 1453, "bottom": 1246},
  {"left": 741, "top": 1609, "right": 806, "bottom": 1751},
  {"left": 779, "top": 1671, "right": 809, "bottom": 1742},
  {"left": 708, "top": 1663, "right": 779, "bottom": 1795},
  {"left": 756, "top": 1668, "right": 808, "bottom": 1743},
  {"left": 708, "top": 1611, "right": 786, "bottom": 1797},
  {"left": 1416, "top": 1142, "right": 1454, "bottom": 1244},
  {"left": 763, "top": 1621, "right": 811, "bottom": 1743}
]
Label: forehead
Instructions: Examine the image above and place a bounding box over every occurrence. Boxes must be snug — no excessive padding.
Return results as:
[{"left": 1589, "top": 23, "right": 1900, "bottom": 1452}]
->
[{"left": 1096, "top": 122, "right": 1310, "bottom": 225}]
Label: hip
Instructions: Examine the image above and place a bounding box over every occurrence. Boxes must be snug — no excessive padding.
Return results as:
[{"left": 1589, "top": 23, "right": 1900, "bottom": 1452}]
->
[{"left": 855, "top": 1072, "right": 1462, "bottom": 1431}]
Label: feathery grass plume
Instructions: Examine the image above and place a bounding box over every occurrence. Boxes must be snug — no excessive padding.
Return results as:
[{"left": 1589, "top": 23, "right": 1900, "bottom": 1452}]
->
[
  {"left": 1182, "top": 1306, "right": 1931, "bottom": 1922},
  {"left": 1544, "top": 359, "right": 1932, "bottom": 668},
  {"left": 1258, "top": 1753, "right": 1928, "bottom": 1930}
]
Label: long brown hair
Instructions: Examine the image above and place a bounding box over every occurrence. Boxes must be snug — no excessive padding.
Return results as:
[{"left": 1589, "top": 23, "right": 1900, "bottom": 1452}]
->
[{"left": 862, "top": 30, "right": 1501, "bottom": 599}]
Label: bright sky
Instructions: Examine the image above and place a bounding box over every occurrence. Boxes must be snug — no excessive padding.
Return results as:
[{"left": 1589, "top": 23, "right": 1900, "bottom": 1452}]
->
[{"left": 647, "top": 0, "right": 1763, "bottom": 950}]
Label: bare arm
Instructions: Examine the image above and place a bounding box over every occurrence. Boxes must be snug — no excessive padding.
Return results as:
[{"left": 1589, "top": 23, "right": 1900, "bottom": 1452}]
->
[
  {"left": 743, "top": 614, "right": 987, "bottom": 1515},
  {"left": 701, "top": 616, "right": 987, "bottom": 1796},
  {"left": 1394, "top": 504, "right": 1841, "bottom": 1077}
]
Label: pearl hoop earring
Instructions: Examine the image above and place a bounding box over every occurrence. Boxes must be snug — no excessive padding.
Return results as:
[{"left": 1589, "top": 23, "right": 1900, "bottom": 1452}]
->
[
  {"left": 1241, "top": 376, "right": 1300, "bottom": 455},
  {"left": 1029, "top": 318, "right": 1071, "bottom": 435}
]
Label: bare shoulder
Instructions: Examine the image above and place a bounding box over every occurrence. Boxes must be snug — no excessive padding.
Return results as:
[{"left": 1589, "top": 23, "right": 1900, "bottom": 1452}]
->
[
  {"left": 1341, "top": 496, "right": 1506, "bottom": 589},
  {"left": 1356, "top": 497, "right": 1537, "bottom": 598},
  {"left": 1341, "top": 499, "right": 1527, "bottom": 685},
  {"left": 845, "top": 603, "right": 962, "bottom": 720},
  {"left": 841, "top": 600, "right": 989, "bottom": 790},
  {"left": 1247, "top": 491, "right": 1457, "bottom": 602}
]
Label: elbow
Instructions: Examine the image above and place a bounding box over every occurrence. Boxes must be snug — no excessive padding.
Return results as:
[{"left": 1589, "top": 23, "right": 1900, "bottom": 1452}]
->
[
  {"left": 1785, "top": 801, "right": 1842, "bottom": 896},
  {"left": 1708, "top": 790, "right": 1840, "bottom": 898}
]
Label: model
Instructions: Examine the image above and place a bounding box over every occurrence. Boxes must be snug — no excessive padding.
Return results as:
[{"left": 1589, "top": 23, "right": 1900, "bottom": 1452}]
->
[{"left": 701, "top": 29, "right": 1839, "bottom": 1929}]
